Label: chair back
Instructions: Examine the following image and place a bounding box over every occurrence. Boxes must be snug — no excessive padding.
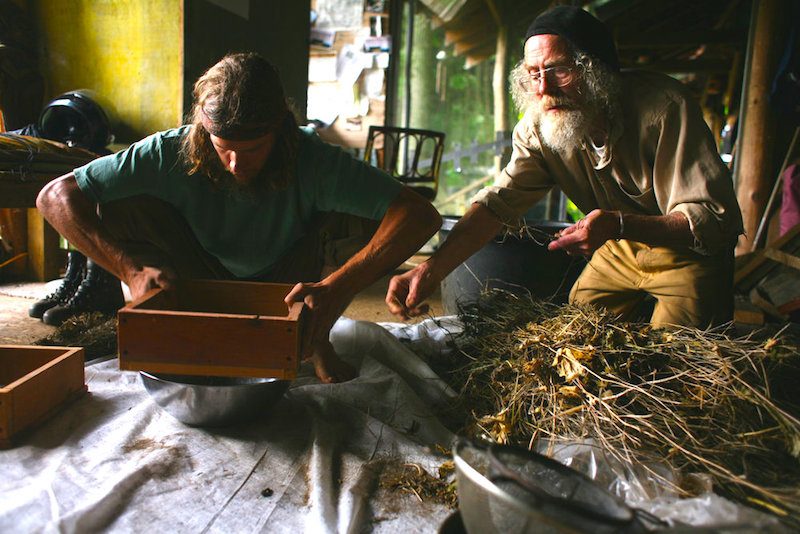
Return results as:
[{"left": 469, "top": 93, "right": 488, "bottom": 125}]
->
[{"left": 364, "top": 126, "right": 445, "bottom": 200}]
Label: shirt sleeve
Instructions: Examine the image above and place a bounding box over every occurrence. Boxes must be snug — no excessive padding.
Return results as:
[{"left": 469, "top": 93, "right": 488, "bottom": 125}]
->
[
  {"left": 310, "top": 135, "right": 403, "bottom": 221},
  {"left": 73, "top": 132, "right": 178, "bottom": 204},
  {"left": 471, "top": 112, "right": 555, "bottom": 226},
  {"left": 652, "top": 92, "right": 743, "bottom": 255}
]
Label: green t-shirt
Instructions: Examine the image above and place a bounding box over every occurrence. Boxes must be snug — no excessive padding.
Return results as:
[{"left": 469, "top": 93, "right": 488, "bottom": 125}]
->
[{"left": 74, "top": 126, "right": 403, "bottom": 277}]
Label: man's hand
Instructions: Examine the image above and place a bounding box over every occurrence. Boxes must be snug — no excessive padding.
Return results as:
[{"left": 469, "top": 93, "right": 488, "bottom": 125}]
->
[
  {"left": 384, "top": 203, "right": 503, "bottom": 320},
  {"left": 548, "top": 209, "right": 620, "bottom": 257},
  {"left": 284, "top": 280, "right": 356, "bottom": 383},
  {"left": 124, "top": 265, "right": 177, "bottom": 300},
  {"left": 385, "top": 262, "right": 437, "bottom": 320}
]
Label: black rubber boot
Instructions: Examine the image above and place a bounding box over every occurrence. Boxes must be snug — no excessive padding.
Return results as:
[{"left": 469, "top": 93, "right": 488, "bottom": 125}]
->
[
  {"left": 29, "top": 250, "right": 87, "bottom": 319},
  {"left": 42, "top": 259, "right": 124, "bottom": 326}
]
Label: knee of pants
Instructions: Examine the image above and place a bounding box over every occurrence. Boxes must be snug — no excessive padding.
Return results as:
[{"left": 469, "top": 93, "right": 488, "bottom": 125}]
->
[
  {"left": 99, "top": 195, "right": 183, "bottom": 241},
  {"left": 321, "top": 214, "right": 378, "bottom": 268}
]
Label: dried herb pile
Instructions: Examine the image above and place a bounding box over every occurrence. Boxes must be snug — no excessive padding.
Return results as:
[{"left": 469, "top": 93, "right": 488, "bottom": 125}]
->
[
  {"left": 35, "top": 312, "right": 117, "bottom": 360},
  {"left": 440, "top": 290, "right": 800, "bottom": 520}
]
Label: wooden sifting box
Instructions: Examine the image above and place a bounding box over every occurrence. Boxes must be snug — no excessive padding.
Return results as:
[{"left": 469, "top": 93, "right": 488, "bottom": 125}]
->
[
  {"left": 117, "top": 279, "right": 305, "bottom": 380},
  {"left": 0, "top": 345, "right": 87, "bottom": 449}
]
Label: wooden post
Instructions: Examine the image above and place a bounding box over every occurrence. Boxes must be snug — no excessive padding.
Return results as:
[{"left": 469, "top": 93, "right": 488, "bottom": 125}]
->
[
  {"left": 486, "top": 0, "right": 510, "bottom": 174},
  {"left": 26, "top": 208, "right": 61, "bottom": 282},
  {"left": 493, "top": 23, "right": 510, "bottom": 173},
  {"left": 735, "top": 0, "right": 783, "bottom": 255},
  {"left": 0, "top": 208, "right": 27, "bottom": 278}
]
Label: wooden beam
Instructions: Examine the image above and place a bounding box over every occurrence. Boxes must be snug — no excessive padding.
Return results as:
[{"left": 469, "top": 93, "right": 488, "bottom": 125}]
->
[
  {"left": 593, "top": 0, "right": 644, "bottom": 21},
  {"left": 735, "top": 224, "right": 800, "bottom": 291},
  {"left": 734, "top": 297, "right": 764, "bottom": 325},
  {"left": 617, "top": 29, "right": 742, "bottom": 48},
  {"left": 492, "top": 22, "right": 509, "bottom": 173},
  {"left": 26, "top": 208, "right": 61, "bottom": 282},
  {"left": 763, "top": 248, "right": 800, "bottom": 271},
  {"left": 443, "top": 8, "right": 493, "bottom": 46},
  {"left": 464, "top": 45, "right": 495, "bottom": 69},
  {"left": 735, "top": 0, "right": 784, "bottom": 254},
  {"left": 749, "top": 286, "right": 788, "bottom": 321},
  {"left": 428, "top": 0, "right": 475, "bottom": 28},
  {"left": 454, "top": 34, "right": 495, "bottom": 57},
  {"left": 483, "top": 0, "right": 501, "bottom": 25},
  {"left": 0, "top": 208, "right": 27, "bottom": 278},
  {"left": 624, "top": 58, "right": 732, "bottom": 73}
]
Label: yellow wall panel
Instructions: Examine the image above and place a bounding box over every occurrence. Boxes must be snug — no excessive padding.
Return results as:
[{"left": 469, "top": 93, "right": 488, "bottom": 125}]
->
[{"left": 31, "top": 0, "right": 183, "bottom": 142}]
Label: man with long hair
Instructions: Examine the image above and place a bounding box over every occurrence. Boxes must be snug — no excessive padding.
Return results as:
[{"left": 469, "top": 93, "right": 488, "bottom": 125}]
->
[
  {"left": 386, "top": 6, "right": 742, "bottom": 328},
  {"left": 37, "top": 52, "right": 441, "bottom": 383}
]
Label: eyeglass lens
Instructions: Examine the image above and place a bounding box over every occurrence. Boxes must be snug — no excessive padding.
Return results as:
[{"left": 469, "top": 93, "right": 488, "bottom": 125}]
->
[{"left": 524, "top": 66, "right": 573, "bottom": 91}]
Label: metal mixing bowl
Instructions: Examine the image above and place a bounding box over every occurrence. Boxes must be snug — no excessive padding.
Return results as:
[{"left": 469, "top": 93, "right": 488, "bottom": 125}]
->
[
  {"left": 453, "top": 439, "right": 646, "bottom": 534},
  {"left": 139, "top": 371, "right": 290, "bottom": 427}
]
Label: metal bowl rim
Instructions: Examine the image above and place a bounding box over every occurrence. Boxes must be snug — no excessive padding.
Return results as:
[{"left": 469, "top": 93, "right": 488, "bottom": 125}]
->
[{"left": 138, "top": 370, "right": 287, "bottom": 387}]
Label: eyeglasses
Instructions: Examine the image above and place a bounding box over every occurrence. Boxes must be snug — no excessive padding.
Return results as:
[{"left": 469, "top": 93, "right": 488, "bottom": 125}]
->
[{"left": 519, "top": 65, "right": 576, "bottom": 93}]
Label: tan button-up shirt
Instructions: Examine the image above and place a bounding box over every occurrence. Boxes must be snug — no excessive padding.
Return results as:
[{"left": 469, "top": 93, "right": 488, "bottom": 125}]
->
[{"left": 472, "top": 71, "right": 743, "bottom": 255}]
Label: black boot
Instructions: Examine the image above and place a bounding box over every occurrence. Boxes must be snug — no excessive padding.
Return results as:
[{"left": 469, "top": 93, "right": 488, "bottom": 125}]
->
[
  {"left": 29, "top": 250, "right": 87, "bottom": 318},
  {"left": 42, "top": 259, "right": 125, "bottom": 326}
]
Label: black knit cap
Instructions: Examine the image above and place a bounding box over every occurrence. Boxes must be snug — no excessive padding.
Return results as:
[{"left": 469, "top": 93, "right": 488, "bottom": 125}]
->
[{"left": 525, "top": 6, "right": 619, "bottom": 71}]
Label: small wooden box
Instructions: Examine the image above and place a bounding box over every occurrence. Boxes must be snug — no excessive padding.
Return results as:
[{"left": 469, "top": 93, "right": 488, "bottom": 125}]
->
[
  {"left": 0, "top": 345, "right": 87, "bottom": 449},
  {"left": 117, "top": 280, "right": 305, "bottom": 380}
]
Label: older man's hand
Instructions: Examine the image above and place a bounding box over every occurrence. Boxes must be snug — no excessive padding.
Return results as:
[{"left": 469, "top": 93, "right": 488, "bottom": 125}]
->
[
  {"left": 385, "top": 263, "right": 435, "bottom": 320},
  {"left": 547, "top": 209, "right": 621, "bottom": 257}
]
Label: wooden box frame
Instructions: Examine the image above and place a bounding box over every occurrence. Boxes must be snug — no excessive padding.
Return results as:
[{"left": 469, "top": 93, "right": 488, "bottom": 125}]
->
[
  {"left": 0, "top": 345, "right": 87, "bottom": 449},
  {"left": 117, "top": 280, "right": 305, "bottom": 380}
]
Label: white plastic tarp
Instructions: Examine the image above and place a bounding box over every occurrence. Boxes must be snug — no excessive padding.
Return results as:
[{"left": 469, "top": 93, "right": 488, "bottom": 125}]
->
[
  {"left": 1, "top": 318, "right": 458, "bottom": 533},
  {"left": 0, "top": 316, "right": 791, "bottom": 532}
]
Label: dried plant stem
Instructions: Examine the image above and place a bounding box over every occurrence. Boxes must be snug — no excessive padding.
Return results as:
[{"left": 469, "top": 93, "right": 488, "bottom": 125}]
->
[{"left": 437, "top": 291, "right": 800, "bottom": 524}]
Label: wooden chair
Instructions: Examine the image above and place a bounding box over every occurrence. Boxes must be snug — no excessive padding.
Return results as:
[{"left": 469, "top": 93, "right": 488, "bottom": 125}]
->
[{"left": 363, "top": 126, "right": 445, "bottom": 201}]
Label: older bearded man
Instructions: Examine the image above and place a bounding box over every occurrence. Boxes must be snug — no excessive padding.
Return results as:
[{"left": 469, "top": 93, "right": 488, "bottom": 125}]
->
[{"left": 386, "top": 6, "right": 743, "bottom": 328}]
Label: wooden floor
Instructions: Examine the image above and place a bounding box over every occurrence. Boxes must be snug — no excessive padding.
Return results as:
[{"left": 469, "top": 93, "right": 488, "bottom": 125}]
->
[{"left": 0, "top": 271, "right": 442, "bottom": 345}]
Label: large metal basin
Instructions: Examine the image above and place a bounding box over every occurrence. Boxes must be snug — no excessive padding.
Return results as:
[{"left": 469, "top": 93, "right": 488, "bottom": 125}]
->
[
  {"left": 140, "top": 371, "right": 289, "bottom": 427},
  {"left": 439, "top": 217, "right": 586, "bottom": 314}
]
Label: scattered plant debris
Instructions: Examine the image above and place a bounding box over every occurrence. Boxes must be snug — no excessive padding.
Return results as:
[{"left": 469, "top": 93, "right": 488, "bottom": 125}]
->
[
  {"left": 435, "top": 290, "right": 800, "bottom": 522},
  {"left": 380, "top": 460, "right": 457, "bottom": 509},
  {"left": 34, "top": 311, "right": 117, "bottom": 360}
]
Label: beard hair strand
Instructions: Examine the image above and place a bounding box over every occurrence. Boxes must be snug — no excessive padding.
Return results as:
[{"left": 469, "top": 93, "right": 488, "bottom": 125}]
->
[{"left": 537, "top": 107, "right": 589, "bottom": 155}]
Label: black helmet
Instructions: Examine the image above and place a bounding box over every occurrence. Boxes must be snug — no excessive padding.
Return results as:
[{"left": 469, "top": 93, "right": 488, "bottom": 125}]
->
[{"left": 38, "top": 90, "right": 113, "bottom": 151}]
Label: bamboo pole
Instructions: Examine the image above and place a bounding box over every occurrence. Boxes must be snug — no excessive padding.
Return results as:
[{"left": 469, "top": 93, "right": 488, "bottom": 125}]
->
[
  {"left": 485, "top": 0, "right": 510, "bottom": 175},
  {"left": 492, "top": 24, "right": 510, "bottom": 174},
  {"left": 734, "top": 0, "right": 782, "bottom": 255}
]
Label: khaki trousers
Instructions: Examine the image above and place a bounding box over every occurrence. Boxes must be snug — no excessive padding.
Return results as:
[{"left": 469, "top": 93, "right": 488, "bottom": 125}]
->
[
  {"left": 569, "top": 239, "right": 734, "bottom": 328},
  {"left": 99, "top": 195, "right": 377, "bottom": 283}
]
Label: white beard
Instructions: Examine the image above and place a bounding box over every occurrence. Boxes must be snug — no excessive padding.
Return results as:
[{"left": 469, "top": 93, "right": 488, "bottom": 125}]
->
[{"left": 537, "top": 108, "right": 588, "bottom": 155}]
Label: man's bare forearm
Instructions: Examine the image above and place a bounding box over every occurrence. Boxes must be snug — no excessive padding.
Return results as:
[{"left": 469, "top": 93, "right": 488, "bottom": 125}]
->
[
  {"left": 424, "top": 202, "right": 503, "bottom": 281},
  {"left": 36, "top": 173, "right": 135, "bottom": 281},
  {"left": 550, "top": 208, "right": 695, "bottom": 256},
  {"left": 322, "top": 187, "right": 442, "bottom": 298},
  {"left": 622, "top": 211, "right": 693, "bottom": 248}
]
